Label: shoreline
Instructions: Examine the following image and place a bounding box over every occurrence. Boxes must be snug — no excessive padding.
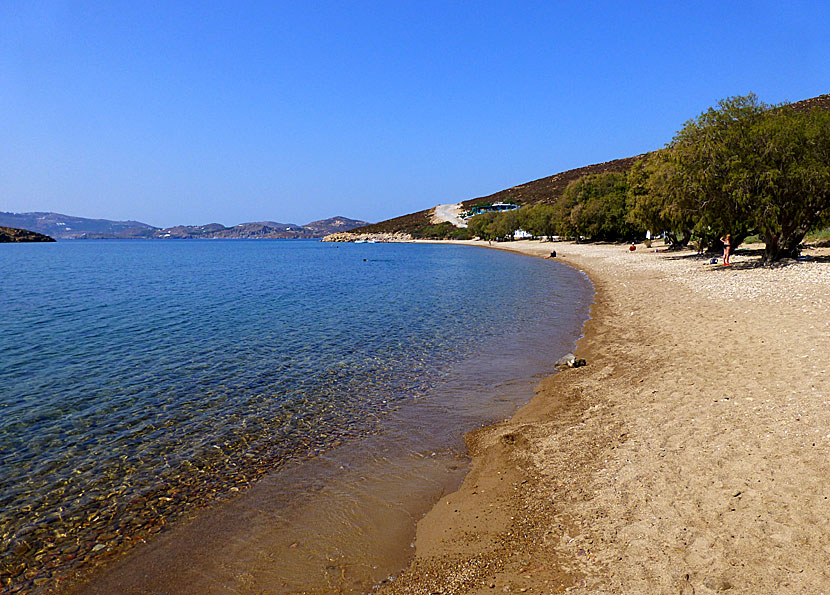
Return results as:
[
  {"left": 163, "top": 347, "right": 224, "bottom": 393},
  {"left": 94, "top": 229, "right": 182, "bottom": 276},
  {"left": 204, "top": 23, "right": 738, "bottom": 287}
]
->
[
  {"left": 378, "top": 240, "right": 610, "bottom": 593},
  {"left": 385, "top": 239, "right": 830, "bottom": 593}
]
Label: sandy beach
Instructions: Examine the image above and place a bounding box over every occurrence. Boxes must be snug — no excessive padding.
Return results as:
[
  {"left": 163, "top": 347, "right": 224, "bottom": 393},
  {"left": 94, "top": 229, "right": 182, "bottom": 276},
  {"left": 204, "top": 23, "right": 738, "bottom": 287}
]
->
[{"left": 386, "top": 239, "right": 830, "bottom": 594}]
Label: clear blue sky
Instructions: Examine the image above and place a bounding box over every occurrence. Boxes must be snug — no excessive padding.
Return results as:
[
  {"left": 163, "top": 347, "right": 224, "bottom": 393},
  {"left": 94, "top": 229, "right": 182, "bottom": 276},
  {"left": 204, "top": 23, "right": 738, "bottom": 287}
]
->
[{"left": 2, "top": 1, "right": 828, "bottom": 227}]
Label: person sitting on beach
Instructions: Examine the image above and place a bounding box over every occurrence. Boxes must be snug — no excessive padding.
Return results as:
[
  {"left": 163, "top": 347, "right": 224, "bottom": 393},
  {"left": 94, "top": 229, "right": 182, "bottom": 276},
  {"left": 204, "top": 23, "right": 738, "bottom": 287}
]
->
[{"left": 720, "top": 233, "right": 732, "bottom": 265}]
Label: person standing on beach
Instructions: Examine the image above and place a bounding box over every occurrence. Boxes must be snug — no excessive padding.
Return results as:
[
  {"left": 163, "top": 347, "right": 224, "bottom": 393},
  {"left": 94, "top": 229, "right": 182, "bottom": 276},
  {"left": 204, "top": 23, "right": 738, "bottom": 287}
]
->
[{"left": 720, "top": 233, "right": 732, "bottom": 265}]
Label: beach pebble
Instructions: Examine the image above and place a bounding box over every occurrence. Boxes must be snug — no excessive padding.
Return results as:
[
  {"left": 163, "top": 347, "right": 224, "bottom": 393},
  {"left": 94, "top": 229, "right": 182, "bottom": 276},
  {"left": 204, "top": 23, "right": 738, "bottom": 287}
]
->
[{"left": 703, "top": 576, "right": 733, "bottom": 591}]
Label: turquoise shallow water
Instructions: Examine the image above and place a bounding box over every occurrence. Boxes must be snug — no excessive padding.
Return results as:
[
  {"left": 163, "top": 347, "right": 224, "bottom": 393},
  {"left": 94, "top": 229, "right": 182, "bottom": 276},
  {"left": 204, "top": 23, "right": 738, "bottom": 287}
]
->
[{"left": 0, "top": 239, "right": 591, "bottom": 589}]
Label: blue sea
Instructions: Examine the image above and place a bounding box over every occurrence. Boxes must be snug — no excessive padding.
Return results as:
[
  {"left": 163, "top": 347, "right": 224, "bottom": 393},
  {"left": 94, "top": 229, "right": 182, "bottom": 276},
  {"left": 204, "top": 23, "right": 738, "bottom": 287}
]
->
[{"left": 0, "top": 239, "right": 591, "bottom": 590}]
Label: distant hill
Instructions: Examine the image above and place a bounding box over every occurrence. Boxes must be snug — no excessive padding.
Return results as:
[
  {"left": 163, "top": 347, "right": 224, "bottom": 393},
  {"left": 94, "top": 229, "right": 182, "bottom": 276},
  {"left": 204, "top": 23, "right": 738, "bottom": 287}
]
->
[
  {"left": 0, "top": 212, "right": 368, "bottom": 239},
  {"left": 352, "top": 92, "right": 830, "bottom": 236},
  {"left": 0, "top": 226, "right": 56, "bottom": 243},
  {"left": 0, "top": 211, "right": 156, "bottom": 239},
  {"left": 151, "top": 216, "right": 369, "bottom": 239},
  {"left": 154, "top": 221, "right": 306, "bottom": 239},
  {"left": 789, "top": 93, "right": 830, "bottom": 113},
  {"left": 303, "top": 216, "right": 371, "bottom": 235}
]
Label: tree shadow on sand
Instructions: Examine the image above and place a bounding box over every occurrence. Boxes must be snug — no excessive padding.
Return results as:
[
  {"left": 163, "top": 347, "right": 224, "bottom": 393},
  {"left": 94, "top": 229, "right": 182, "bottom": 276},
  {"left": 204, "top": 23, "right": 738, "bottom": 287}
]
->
[{"left": 660, "top": 246, "right": 830, "bottom": 268}]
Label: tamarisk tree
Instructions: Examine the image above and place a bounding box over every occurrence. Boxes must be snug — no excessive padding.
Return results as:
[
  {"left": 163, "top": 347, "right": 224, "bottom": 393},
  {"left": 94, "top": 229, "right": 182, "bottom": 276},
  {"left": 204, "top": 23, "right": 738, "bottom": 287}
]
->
[
  {"left": 648, "top": 94, "right": 830, "bottom": 260},
  {"left": 556, "top": 172, "right": 641, "bottom": 241},
  {"left": 627, "top": 153, "right": 696, "bottom": 249},
  {"left": 750, "top": 103, "right": 830, "bottom": 260}
]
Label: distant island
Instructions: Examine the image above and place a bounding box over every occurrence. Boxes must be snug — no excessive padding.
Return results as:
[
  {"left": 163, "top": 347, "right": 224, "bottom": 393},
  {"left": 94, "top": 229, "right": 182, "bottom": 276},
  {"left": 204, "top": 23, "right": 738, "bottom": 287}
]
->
[
  {"left": 0, "top": 212, "right": 369, "bottom": 240},
  {"left": 0, "top": 226, "right": 56, "bottom": 243}
]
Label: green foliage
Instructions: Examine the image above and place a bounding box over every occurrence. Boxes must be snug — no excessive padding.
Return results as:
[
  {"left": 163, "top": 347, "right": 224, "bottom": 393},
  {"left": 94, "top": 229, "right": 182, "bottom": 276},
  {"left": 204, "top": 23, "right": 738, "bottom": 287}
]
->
[
  {"left": 412, "top": 222, "right": 473, "bottom": 240},
  {"left": 467, "top": 210, "right": 523, "bottom": 241},
  {"left": 450, "top": 227, "right": 474, "bottom": 240},
  {"left": 467, "top": 212, "right": 495, "bottom": 239},
  {"left": 663, "top": 94, "right": 768, "bottom": 250},
  {"left": 643, "top": 94, "right": 830, "bottom": 260},
  {"left": 749, "top": 103, "right": 830, "bottom": 258},
  {"left": 555, "top": 172, "right": 642, "bottom": 241},
  {"left": 627, "top": 153, "right": 694, "bottom": 248},
  {"left": 486, "top": 210, "right": 519, "bottom": 240},
  {"left": 469, "top": 172, "right": 643, "bottom": 243},
  {"left": 805, "top": 227, "right": 830, "bottom": 242},
  {"left": 516, "top": 204, "right": 558, "bottom": 239}
]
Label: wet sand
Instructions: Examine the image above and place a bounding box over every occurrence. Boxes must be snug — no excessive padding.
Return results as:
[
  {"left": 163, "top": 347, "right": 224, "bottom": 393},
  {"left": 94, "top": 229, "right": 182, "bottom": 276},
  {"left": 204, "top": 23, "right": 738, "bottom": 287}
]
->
[{"left": 386, "top": 240, "right": 830, "bottom": 593}]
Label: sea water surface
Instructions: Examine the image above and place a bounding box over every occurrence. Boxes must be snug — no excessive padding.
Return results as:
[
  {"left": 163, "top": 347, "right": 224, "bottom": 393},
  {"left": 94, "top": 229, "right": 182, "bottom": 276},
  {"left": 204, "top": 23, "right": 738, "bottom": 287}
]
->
[{"left": 0, "top": 240, "right": 592, "bottom": 592}]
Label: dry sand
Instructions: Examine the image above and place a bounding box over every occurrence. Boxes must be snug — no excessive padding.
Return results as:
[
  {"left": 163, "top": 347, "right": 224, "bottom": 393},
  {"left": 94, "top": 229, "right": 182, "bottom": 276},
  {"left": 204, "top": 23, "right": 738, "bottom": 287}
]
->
[{"left": 385, "top": 240, "right": 829, "bottom": 594}]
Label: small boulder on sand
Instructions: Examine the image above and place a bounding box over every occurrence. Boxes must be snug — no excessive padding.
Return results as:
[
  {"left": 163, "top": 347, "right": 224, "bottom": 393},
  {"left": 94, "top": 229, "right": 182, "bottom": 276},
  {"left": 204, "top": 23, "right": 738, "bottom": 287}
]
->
[{"left": 555, "top": 354, "right": 587, "bottom": 369}]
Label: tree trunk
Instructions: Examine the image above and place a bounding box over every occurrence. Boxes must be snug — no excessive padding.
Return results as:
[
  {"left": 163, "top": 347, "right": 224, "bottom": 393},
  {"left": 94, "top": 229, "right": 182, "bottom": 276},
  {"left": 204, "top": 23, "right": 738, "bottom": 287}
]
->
[{"left": 762, "top": 230, "right": 804, "bottom": 262}]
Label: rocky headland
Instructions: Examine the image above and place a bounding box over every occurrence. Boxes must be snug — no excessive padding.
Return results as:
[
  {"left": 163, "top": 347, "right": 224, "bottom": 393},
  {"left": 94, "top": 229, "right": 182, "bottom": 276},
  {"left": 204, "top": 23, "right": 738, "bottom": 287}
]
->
[
  {"left": 323, "top": 231, "right": 413, "bottom": 242},
  {"left": 0, "top": 226, "right": 56, "bottom": 243}
]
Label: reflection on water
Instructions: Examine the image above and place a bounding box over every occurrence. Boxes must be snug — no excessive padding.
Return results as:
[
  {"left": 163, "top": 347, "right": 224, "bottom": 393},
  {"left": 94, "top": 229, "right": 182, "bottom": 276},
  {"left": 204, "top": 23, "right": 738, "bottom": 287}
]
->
[{"left": 0, "top": 240, "right": 591, "bottom": 593}]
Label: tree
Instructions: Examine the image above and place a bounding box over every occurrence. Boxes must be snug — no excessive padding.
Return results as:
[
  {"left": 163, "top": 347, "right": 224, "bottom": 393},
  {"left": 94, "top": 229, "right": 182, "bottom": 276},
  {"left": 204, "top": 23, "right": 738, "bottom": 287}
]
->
[
  {"left": 516, "top": 206, "right": 536, "bottom": 238},
  {"left": 557, "top": 172, "right": 641, "bottom": 241},
  {"left": 485, "top": 211, "right": 519, "bottom": 241},
  {"left": 664, "top": 94, "right": 767, "bottom": 253},
  {"left": 552, "top": 185, "right": 580, "bottom": 238},
  {"left": 749, "top": 104, "right": 830, "bottom": 260},
  {"left": 467, "top": 212, "right": 494, "bottom": 239},
  {"left": 627, "top": 153, "right": 694, "bottom": 248},
  {"left": 652, "top": 94, "right": 830, "bottom": 260},
  {"left": 517, "top": 204, "right": 557, "bottom": 239}
]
